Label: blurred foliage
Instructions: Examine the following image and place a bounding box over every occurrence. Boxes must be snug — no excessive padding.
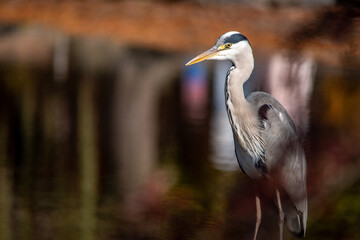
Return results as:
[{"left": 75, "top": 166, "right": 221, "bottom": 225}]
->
[{"left": 308, "top": 178, "right": 360, "bottom": 240}]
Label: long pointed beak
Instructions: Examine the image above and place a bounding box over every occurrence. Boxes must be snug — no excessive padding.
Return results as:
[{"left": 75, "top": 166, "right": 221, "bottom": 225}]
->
[{"left": 185, "top": 47, "right": 220, "bottom": 66}]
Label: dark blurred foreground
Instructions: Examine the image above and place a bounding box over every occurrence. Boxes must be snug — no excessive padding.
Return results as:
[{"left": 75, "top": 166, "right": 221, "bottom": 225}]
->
[{"left": 0, "top": 2, "right": 360, "bottom": 240}]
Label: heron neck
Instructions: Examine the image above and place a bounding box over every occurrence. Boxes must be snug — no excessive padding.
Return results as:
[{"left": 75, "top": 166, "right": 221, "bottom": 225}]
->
[
  {"left": 225, "top": 47, "right": 255, "bottom": 118},
  {"left": 231, "top": 46, "right": 254, "bottom": 87},
  {"left": 224, "top": 48, "right": 265, "bottom": 162},
  {"left": 227, "top": 52, "right": 254, "bottom": 102}
]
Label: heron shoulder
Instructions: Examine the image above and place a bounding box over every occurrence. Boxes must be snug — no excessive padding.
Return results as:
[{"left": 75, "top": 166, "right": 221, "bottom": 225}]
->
[{"left": 246, "top": 91, "right": 297, "bottom": 132}]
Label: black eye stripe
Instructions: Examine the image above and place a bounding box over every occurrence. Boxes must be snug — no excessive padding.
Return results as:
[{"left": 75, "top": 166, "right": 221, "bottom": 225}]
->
[
  {"left": 215, "top": 33, "right": 249, "bottom": 47},
  {"left": 225, "top": 33, "right": 248, "bottom": 44}
]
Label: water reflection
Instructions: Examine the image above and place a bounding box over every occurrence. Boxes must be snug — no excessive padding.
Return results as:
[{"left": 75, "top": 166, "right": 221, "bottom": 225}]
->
[
  {"left": 181, "top": 63, "right": 209, "bottom": 121},
  {"left": 0, "top": 22, "right": 360, "bottom": 240},
  {"left": 266, "top": 52, "right": 316, "bottom": 139},
  {"left": 53, "top": 33, "right": 70, "bottom": 83},
  {"left": 113, "top": 48, "right": 179, "bottom": 210}
]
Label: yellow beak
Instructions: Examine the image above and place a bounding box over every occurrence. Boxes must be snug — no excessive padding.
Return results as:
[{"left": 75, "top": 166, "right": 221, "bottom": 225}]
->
[{"left": 185, "top": 47, "right": 220, "bottom": 66}]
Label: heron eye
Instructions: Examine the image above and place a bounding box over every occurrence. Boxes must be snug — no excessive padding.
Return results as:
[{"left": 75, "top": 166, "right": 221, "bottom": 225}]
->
[{"left": 225, "top": 43, "right": 232, "bottom": 48}]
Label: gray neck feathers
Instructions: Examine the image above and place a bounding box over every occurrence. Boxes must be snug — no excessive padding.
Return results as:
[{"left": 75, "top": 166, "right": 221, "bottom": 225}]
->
[{"left": 224, "top": 46, "right": 265, "bottom": 161}]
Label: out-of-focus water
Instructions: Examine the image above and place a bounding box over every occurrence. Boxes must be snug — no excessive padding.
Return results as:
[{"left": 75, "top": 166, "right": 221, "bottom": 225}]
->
[{"left": 0, "top": 23, "right": 360, "bottom": 240}]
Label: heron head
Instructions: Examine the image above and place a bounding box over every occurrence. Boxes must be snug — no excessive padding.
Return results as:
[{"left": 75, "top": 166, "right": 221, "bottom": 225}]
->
[{"left": 185, "top": 31, "right": 251, "bottom": 66}]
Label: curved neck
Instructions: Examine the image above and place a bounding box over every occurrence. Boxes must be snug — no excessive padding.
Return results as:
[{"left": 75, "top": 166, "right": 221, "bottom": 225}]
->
[
  {"left": 224, "top": 44, "right": 265, "bottom": 163},
  {"left": 230, "top": 45, "right": 254, "bottom": 84},
  {"left": 225, "top": 46, "right": 254, "bottom": 109}
]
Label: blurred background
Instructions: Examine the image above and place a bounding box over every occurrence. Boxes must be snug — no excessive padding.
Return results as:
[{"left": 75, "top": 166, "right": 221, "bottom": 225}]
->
[{"left": 0, "top": 0, "right": 359, "bottom": 239}]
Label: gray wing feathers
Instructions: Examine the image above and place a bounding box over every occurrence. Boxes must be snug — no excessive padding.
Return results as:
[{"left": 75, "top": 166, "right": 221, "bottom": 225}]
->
[
  {"left": 247, "top": 92, "right": 308, "bottom": 237},
  {"left": 279, "top": 143, "right": 307, "bottom": 237}
]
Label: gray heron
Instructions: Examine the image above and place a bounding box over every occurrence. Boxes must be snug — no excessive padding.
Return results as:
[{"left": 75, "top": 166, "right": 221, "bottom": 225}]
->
[{"left": 185, "top": 31, "right": 307, "bottom": 239}]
